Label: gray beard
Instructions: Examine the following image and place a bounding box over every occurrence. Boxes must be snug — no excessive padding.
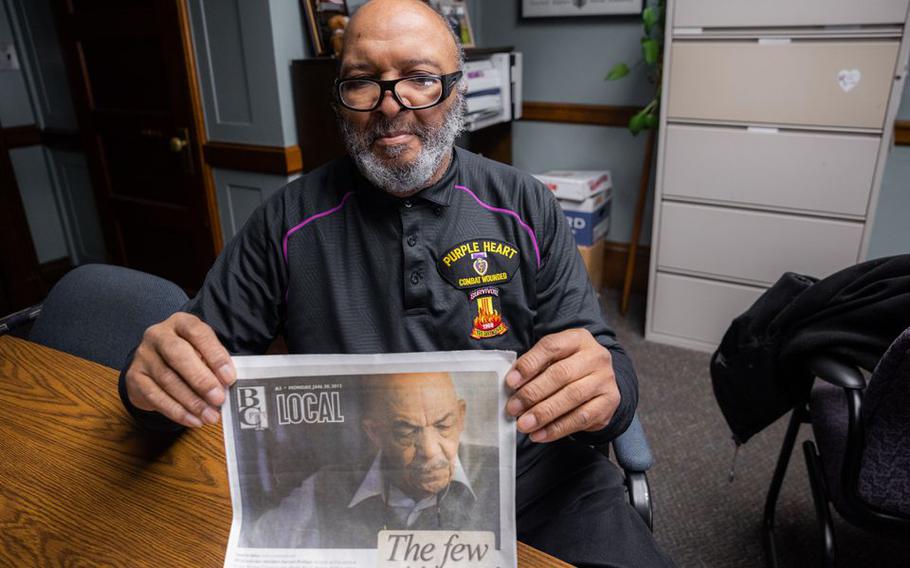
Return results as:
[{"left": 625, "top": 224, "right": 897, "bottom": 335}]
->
[{"left": 337, "top": 92, "right": 466, "bottom": 196}]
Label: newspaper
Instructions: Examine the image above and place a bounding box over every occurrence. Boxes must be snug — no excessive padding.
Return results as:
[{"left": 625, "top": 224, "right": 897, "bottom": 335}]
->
[{"left": 222, "top": 350, "right": 517, "bottom": 568}]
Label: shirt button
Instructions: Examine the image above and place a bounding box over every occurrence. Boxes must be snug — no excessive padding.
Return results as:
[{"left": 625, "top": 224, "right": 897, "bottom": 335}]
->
[
  {"left": 407, "top": 235, "right": 417, "bottom": 247},
  {"left": 409, "top": 271, "right": 420, "bottom": 285},
  {"left": 403, "top": 200, "right": 413, "bottom": 208},
  {"left": 433, "top": 206, "right": 442, "bottom": 216}
]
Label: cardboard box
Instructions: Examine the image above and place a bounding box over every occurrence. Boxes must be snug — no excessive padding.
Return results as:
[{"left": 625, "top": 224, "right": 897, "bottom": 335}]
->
[
  {"left": 534, "top": 170, "right": 612, "bottom": 202},
  {"left": 558, "top": 191, "right": 612, "bottom": 246},
  {"left": 577, "top": 239, "right": 605, "bottom": 290}
]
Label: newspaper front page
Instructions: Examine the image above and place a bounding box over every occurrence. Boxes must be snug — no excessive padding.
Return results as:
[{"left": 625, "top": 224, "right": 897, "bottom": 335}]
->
[{"left": 222, "top": 351, "right": 517, "bottom": 568}]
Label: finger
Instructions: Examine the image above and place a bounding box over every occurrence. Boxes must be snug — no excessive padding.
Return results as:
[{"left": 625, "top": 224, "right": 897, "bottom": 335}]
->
[
  {"left": 131, "top": 370, "right": 205, "bottom": 428},
  {"left": 506, "top": 329, "right": 590, "bottom": 389},
  {"left": 124, "top": 353, "right": 157, "bottom": 411},
  {"left": 173, "top": 316, "right": 235, "bottom": 386},
  {"left": 528, "top": 395, "right": 613, "bottom": 443},
  {"left": 147, "top": 356, "right": 222, "bottom": 425},
  {"left": 125, "top": 364, "right": 156, "bottom": 411},
  {"left": 153, "top": 333, "right": 226, "bottom": 407},
  {"left": 506, "top": 349, "right": 596, "bottom": 417},
  {"left": 516, "top": 372, "right": 602, "bottom": 433}
]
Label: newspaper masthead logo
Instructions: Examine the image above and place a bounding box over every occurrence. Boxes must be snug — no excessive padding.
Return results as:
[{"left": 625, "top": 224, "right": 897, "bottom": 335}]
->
[{"left": 237, "top": 386, "right": 269, "bottom": 430}]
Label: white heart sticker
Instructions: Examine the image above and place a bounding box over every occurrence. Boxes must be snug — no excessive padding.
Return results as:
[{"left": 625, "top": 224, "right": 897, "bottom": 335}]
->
[{"left": 837, "top": 69, "right": 861, "bottom": 92}]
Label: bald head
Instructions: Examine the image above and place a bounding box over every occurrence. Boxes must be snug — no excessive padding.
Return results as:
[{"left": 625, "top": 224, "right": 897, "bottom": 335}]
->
[
  {"left": 342, "top": 0, "right": 462, "bottom": 76},
  {"left": 361, "top": 372, "right": 466, "bottom": 499},
  {"left": 364, "top": 372, "right": 460, "bottom": 418},
  {"left": 335, "top": 0, "right": 466, "bottom": 197}
]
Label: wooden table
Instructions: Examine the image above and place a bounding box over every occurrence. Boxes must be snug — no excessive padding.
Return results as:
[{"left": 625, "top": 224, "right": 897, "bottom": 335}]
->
[{"left": 0, "top": 336, "right": 571, "bottom": 567}]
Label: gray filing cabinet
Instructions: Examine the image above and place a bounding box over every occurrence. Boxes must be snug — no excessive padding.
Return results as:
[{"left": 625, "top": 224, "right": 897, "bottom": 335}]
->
[{"left": 646, "top": 0, "right": 910, "bottom": 352}]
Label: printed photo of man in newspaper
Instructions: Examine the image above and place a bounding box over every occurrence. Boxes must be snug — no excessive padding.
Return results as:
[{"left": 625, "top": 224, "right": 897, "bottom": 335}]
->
[{"left": 240, "top": 371, "right": 500, "bottom": 549}]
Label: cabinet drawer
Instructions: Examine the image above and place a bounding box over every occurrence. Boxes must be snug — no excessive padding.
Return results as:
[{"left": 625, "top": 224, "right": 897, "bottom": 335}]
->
[
  {"left": 674, "top": 0, "right": 910, "bottom": 28},
  {"left": 657, "top": 202, "right": 863, "bottom": 285},
  {"left": 667, "top": 40, "right": 899, "bottom": 130},
  {"left": 662, "top": 124, "right": 879, "bottom": 217},
  {"left": 651, "top": 272, "right": 765, "bottom": 350}
]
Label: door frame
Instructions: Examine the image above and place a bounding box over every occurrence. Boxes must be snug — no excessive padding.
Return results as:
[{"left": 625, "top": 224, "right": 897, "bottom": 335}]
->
[{"left": 50, "top": 0, "right": 223, "bottom": 280}]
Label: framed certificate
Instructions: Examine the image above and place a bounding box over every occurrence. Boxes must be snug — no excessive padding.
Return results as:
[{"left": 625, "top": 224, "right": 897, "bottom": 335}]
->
[{"left": 521, "top": 0, "right": 644, "bottom": 18}]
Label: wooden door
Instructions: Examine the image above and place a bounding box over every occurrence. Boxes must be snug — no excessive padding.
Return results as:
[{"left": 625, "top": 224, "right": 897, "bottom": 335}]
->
[{"left": 52, "top": 0, "right": 221, "bottom": 292}]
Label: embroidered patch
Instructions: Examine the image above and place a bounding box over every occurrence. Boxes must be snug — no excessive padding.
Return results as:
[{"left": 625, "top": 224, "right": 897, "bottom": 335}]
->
[
  {"left": 468, "top": 287, "right": 508, "bottom": 339},
  {"left": 437, "top": 239, "right": 519, "bottom": 340},
  {"left": 437, "top": 239, "right": 521, "bottom": 290}
]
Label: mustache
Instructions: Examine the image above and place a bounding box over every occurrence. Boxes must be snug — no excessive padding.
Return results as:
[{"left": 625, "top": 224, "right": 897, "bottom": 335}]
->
[
  {"left": 413, "top": 457, "right": 450, "bottom": 475},
  {"left": 367, "top": 119, "right": 428, "bottom": 145}
]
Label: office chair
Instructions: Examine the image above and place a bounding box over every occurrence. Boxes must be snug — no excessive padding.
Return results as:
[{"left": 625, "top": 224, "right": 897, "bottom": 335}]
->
[
  {"left": 763, "top": 326, "right": 910, "bottom": 568},
  {"left": 608, "top": 413, "right": 654, "bottom": 530},
  {"left": 25, "top": 264, "right": 189, "bottom": 370}
]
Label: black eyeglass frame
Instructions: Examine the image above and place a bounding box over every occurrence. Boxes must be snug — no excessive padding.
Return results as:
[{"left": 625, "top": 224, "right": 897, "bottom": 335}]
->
[{"left": 334, "top": 71, "right": 464, "bottom": 112}]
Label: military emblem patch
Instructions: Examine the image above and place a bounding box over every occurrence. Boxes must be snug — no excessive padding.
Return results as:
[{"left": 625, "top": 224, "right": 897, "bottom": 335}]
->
[
  {"left": 437, "top": 239, "right": 521, "bottom": 290},
  {"left": 437, "top": 239, "right": 520, "bottom": 340},
  {"left": 472, "top": 252, "right": 488, "bottom": 276},
  {"left": 469, "top": 287, "right": 508, "bottom": 339}
]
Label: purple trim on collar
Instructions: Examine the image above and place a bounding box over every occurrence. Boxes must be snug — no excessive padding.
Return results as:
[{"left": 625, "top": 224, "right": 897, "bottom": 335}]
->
[
  {"left": 283, "top": 191, "right": 355, "bottom": 264},
  {"left": 455, "top": 184, "right": 541, "bottom": 268}
]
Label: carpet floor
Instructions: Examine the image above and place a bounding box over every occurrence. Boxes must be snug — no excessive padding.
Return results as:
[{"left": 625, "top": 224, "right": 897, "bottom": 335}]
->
[{"left": 601, "top": 291, "right": 910, "bottom": 568}]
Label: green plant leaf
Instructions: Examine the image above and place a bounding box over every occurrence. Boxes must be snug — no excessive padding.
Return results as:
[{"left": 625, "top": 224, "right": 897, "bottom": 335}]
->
[
  {"left": 629, "top": 111, "right": 646, "bottom": 135},
  {"left": 605, "top": 63, "right": 630, "bottom": 81},
  {"left": 642, "top": 6, "right": 658, "bottom": 34},
  {"left": 642, "top": 38, "right": 660, "bottom": 65},
  {"left": 644, "top": 113, "right": 658, "bottom": 129}
]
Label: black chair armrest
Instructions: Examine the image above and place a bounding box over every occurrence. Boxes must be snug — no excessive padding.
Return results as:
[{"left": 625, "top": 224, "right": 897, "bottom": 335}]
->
[
  {"left": 594, "top": 414, "right": 655, "bottom": 531},
  {"left": 804, "top": 354, "right": 905, "bottom": 531},
  {"left": 806, "top": 355, "right": 866, "bottom": 390},
  {"left": 0, "top": 304, "right": 43, "bottom": 337}
]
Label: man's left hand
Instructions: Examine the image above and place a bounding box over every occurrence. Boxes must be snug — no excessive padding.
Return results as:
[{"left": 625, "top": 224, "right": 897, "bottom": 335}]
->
[{"left": 505, "top": 329, "right": 620, "bottom": 443}]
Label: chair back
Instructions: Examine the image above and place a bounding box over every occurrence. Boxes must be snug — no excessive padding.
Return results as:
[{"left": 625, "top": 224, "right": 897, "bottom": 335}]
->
[
  {"left": 29, "top": 264, "right": 189, "bottom": 369},
  {"left": 858, "top": 326, "right": 910, "bottom": 518}
]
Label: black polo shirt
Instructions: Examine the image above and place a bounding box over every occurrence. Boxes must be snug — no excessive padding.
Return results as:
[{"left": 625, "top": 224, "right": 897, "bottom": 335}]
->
[{"left": 120, "top": 147, "right": 637, "bottom": 444}]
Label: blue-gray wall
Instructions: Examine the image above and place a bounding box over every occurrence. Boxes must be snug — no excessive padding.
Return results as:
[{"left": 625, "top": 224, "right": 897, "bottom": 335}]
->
[
  {"left": 187, "top": 0, "right": 307, "bottom": 147},
  {"left": 186, "top": 0, "right": 305, "bottom": 242},
  {"left": 0, "top": 0, "right": 35, "bottom": 127},
  {"left": 867, "top": 81, "right": 910, "bottom": 259},
  {"left": 477, "top": 1, "right": 656, "bottom": 244},
  {"left": 8, "top": 0, "right": 75, "bottom": 130},
  {"left": 1, "top": 0, "right": 104, "bottom": 265},
  {"left": 3, "top": 0, "right": 906, "bottom": 261}
]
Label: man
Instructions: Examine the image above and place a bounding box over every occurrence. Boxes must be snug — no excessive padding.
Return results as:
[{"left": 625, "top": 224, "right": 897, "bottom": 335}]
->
[
  {"left": 120, "top": 0, "right": 674, "bottom": 565},
  {"left": 245, "top": 373, "right": 500, "bottom": 549}
]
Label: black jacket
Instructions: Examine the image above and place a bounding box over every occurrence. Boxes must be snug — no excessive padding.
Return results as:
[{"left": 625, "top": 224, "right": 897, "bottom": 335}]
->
[
  {"left": 119, "top": 148, "right": 638, "bottom": 444},
  {"left": 711, "top": 254, "right": 910, "bottom": 444}
]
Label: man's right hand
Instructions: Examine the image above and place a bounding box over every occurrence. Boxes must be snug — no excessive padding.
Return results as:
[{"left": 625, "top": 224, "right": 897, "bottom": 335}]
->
[{"left": 124, "top": 312, "right": 236, "bottom": 428}]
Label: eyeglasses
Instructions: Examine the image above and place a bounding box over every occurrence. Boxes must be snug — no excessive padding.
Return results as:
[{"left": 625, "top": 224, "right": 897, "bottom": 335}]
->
[{"left": 335, "top": 71, "right": 463, "bottom": 112}]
